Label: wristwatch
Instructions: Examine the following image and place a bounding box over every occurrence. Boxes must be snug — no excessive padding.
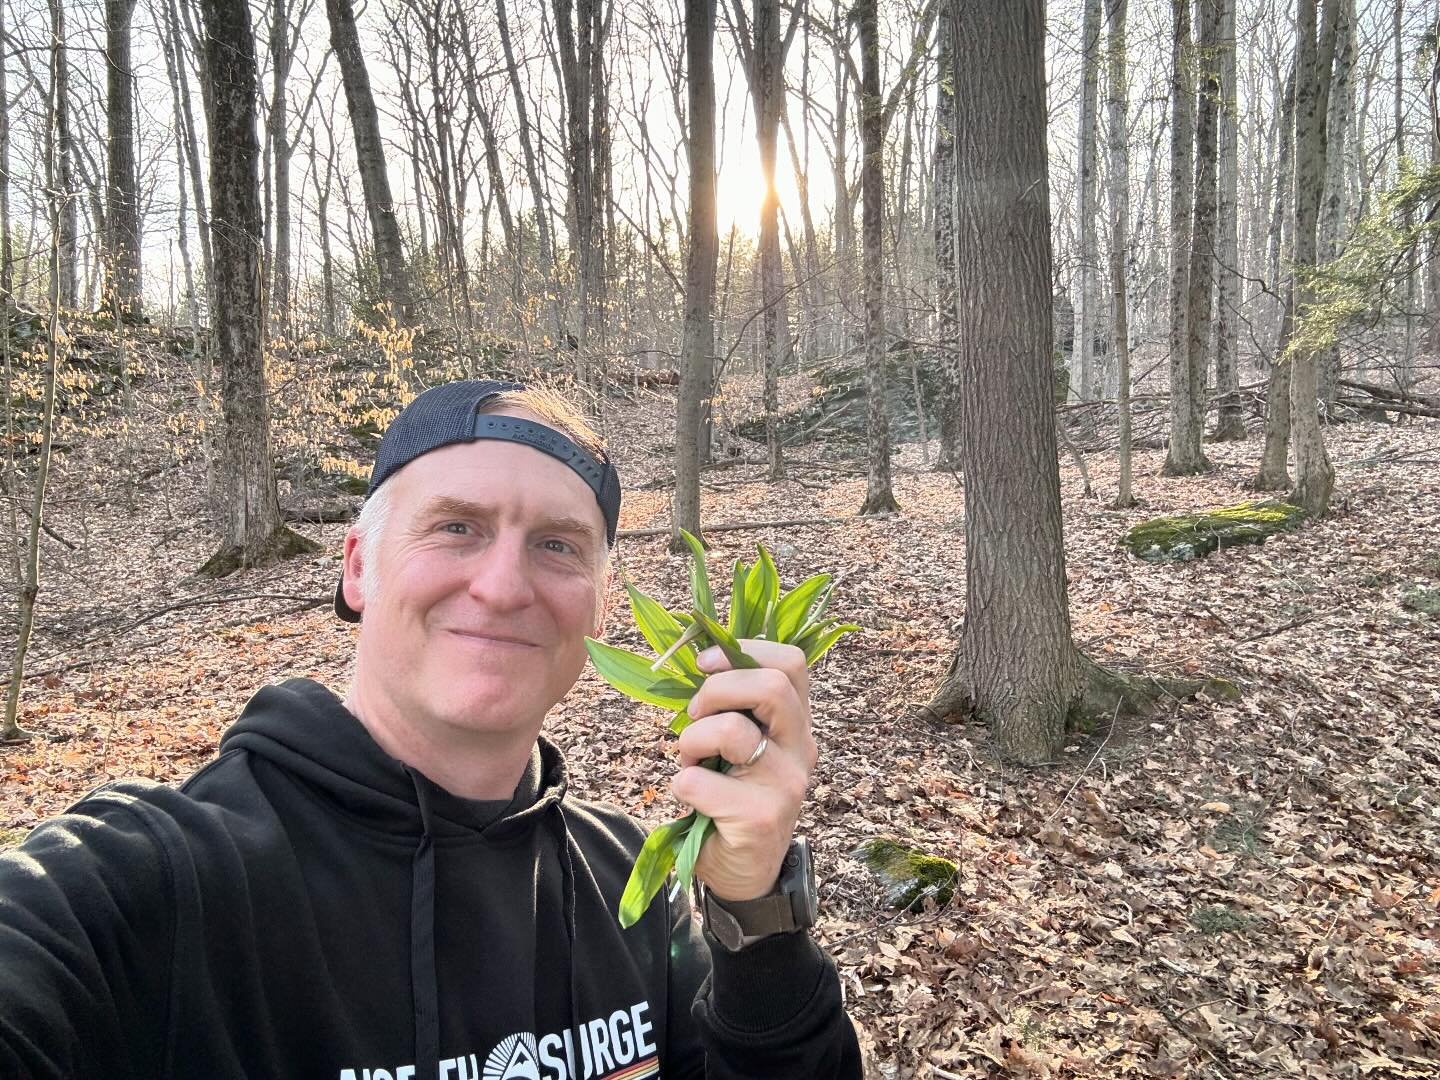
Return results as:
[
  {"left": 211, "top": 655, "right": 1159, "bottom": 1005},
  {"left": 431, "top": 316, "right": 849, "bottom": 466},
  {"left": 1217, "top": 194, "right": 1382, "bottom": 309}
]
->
[{"left": 700, "top": 838, "right": 819, "bottom": 952}]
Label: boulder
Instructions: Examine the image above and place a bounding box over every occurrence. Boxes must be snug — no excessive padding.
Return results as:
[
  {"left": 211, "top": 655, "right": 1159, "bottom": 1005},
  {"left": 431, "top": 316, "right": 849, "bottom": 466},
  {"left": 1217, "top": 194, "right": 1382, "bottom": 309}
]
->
[
  {"left": 853, "top": 837, "right": 957, "bottom": 912},
  {"left": 1122, "top": 500, "right": 1307, "bottom": 563}
]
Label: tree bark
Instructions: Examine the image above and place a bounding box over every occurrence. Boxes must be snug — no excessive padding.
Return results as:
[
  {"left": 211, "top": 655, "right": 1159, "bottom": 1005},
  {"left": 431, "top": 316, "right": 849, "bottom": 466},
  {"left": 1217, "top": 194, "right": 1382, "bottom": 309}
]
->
[
  {"left": 0, "top": 0, "right": 10, "bottom": 304},
  {"left": 1316, "top": 0, "right": 1353, "bottom": 410},
  {"left": 1394, "top": 0, "right": 1415, "bottom": 386},
  {"left": 672, "top": 0, "right": 718, "bottom": 549},
  {"left": 164, "top": 0, "right": 213, "bottom": 305},
  {"left": 1212, "top": 0, "right": 1245, "bottom": 441},
  {"left": 198, "top": 0, "right": 319, "bottom": 575},
  {"left": 496, "top": 0, "right": 555, "bottom": 274},
  {"left": 857, "top": 0, "right": 897, "bottom": 515},
  {"left": 1075, "top": 0, "right": 1102, "bottom": 402},
  {"left": 4, "top": 22, "right": 66, "bottom": 744},
  {"left": 1289, "top": 0, "right": 1339, "bottom": 517},
  {"left": 104, "top": 0, "right": 142, "bottom": 320},
  {"left": 1163, "top": 0, "right": 1209, "bottom": 475},
  {"left": 740, "top": 0, "right": 790, "bottom": 480},
  {"left": 930, "top": 0, "right": 1082, "bottom": 764},
  {"left": 931, "top": 4, "right": 959, "bottom": 471},
  {"left": 325, "top": 0, "right": 414, "bottom": 322},
  {"left": 48, "top": 0, "right": 77, "bottom": 310},
  {"left": 1107, "top": 0, "right": 1136, "bottom": 507},
  {"left": 1255, "top": 61, "right": 1297, "bottom": 490}
]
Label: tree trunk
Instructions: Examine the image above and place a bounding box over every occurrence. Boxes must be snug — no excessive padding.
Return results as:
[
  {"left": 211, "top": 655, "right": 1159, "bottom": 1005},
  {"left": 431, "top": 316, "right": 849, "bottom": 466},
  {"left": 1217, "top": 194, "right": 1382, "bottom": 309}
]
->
[
  {"left": 326, "top": 0, "right": 414, "bottom": 322},
  {"left": 1074, "top": 0, "right": 1102, "bottom": 402},
  {"left": 1393, "top": 0, "right": 1416, "bottom": 387},
  {"left": 930, "top": 0, "right": 1082, "bottom": 764},
  {"left": 932, "top": 4, "right": 959, "bottom": 471},
  {"left": 268, "top": 0, "right": 294, "bottom": 337},
  {"left": 48, "top": 0, "right": 77, "bottom": 310},
  {"left": 1255, "top": 61, "right": 1297, "bottom": 490},
  {"left": 1212, "top": 0, "right": 1245, "bottom": 441},
  {"left": 198, "top": 0, "right": 319, "bottom": 576},
  {"left": 0, "top": 0, "right": 10, "bottom": 304},
  {"left": 1164, "top": 0, "right": 1206, "bottom": 474},
  {"left": 104, "top": 0, "right": 142, "bottom": 320},
  {"left": 1185, "top": 0, "right": 1221, "bottom": 461},
  {"left": 1107, "top": 0, "right": 1136, "bottom": 507},
  {"left": 164, "top": 0, "right": 213, "bottom": 306},
  {"left": 3, "top": 25, "right": 66, "bottom": 744},
  {"left": 496, "top": 0, "right": 555, "bottom": 274},
  {"left": 1289, "top": 0, "right": 1338, "bottom": 517},
  {"left": 1316, "top": 0, "right": 1353, "bottom": 411},
  {"left": 672, "top": 0, "right": 718, "bottom": 549},
  {"left": 1163, "top": 0, "right": 1209, "bottom": 475},
  {"left": 857, "top": 0, "right": 897, "bottom": 515},
  {"left": 745, "top": 0, "right": 789, "bottom": 480}
]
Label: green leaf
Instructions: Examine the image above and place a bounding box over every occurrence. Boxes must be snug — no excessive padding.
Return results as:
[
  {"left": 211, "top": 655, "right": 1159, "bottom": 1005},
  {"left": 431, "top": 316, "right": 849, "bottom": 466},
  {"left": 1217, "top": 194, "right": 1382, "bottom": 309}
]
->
[
  {"left": 668, "top": 707, "right": 693, "bottom": 735},
  {"left": 742, "top": 546, "right": 780, "bottom": 639},
  {"left": 626, "top": 584, "right": 700, "bottom": 676},
  {"left": 774, "top": 573, "right": 832, "bottom": 643},
  {"left": 803, "top": 623, "right": 860, "bottom": 666},
  {"left": 726, "top": 559, "right": 749, "bottom": 637},
  {"left": 618, "top": 815, "right": 692, "bottom": 929},
  {"left": 690, "top": 609, "right": 760, "bottom": 670},
  {"left": 678, "top": 530, "right": 717, "bottom": 620},
  {"left": 585, "top": 638, "right": 700, "bottom": 709},
  {"left": 674, "top": 813, "right": 713, "bottom": 893}
]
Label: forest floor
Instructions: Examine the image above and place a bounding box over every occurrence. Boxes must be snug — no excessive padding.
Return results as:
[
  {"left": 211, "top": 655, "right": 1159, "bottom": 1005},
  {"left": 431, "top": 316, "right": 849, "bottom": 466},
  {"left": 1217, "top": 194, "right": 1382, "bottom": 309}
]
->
[{"left": 2, "top": 334, "right": 1438, "bottom": 1078}]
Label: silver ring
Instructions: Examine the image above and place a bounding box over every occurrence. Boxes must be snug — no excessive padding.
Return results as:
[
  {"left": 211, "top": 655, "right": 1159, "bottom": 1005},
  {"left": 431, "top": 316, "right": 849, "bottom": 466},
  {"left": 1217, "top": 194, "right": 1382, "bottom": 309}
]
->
[{"left": 742, "top": 734, "right": 769, "bottom": 768}]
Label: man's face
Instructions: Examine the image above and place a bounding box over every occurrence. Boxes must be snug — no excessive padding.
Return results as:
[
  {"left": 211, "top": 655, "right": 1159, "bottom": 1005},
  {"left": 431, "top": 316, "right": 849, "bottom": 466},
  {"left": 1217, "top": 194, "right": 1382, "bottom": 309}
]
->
[{"left": 342, "top": 425, "right": 609, "bottom": 742}]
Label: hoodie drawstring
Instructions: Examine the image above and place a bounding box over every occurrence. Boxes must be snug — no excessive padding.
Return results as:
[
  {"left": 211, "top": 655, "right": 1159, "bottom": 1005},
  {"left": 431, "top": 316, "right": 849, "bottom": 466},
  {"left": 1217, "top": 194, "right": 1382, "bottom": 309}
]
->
[
  {"left": 549, "top": 803, "right": 582, "bottom": 1073},
  {"left": 408, "top": 768, "right": 441, "bottom": 1080}
]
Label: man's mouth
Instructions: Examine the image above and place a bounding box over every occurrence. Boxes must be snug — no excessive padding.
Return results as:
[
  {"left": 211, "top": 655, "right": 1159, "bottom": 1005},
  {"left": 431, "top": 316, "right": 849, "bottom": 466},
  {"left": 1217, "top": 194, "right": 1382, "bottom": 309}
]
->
[{"left": 446, "top": 629, "right": 538, "bottom": 648}]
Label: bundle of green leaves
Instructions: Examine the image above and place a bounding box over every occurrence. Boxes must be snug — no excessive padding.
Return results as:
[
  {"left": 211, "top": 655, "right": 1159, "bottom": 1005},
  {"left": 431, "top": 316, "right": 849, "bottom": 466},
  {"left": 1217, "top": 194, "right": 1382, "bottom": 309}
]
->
[{"left": 584, "top": 531, "right": 858, "bottom": 929}]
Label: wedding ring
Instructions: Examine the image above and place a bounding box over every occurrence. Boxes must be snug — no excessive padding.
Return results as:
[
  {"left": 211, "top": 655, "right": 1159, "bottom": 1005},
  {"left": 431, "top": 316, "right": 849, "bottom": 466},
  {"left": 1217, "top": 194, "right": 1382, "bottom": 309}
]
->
[{"left": 742, "top": 734, "right": 769, "bottom": 768}]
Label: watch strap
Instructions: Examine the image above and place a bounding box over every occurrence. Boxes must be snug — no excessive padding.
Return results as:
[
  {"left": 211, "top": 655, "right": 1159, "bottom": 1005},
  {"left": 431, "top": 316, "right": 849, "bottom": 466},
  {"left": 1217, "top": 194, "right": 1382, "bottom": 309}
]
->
[{"left": 705, "top": 889, "right": 799, "bottom": 942}]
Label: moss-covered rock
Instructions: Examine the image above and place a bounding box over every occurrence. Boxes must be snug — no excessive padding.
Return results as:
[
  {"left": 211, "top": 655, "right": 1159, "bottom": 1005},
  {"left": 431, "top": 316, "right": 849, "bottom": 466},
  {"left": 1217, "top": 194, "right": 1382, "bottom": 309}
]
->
[
  {"left": 1401, "top": 586, "right": 1440, "bottom": 617},
  {"left": 1122, "top": 500, "right": 1306, "bottom": 563},
  {"left": 853, "top": 838, "right": 957, "bottom": 912}
]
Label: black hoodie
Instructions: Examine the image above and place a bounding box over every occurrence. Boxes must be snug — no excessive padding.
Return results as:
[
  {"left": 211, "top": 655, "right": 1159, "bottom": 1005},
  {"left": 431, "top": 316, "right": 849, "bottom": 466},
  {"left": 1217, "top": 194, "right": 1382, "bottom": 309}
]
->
[{"left": 0, "top": 679, "right": 861, "bottom": 1079}]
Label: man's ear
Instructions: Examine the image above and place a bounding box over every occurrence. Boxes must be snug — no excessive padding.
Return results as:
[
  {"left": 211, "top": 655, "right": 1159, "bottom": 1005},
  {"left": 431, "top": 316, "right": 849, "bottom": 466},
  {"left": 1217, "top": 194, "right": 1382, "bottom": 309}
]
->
[{"left": 341, "top": 528, "right": 367, "bottom": 617}]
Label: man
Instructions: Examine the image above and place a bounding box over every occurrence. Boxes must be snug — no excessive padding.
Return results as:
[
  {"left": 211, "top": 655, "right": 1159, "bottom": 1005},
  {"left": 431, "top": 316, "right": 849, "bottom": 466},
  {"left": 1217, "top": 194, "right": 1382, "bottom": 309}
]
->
[{"left": 0, "top": 379, "right": 862, "bottom": 1079}]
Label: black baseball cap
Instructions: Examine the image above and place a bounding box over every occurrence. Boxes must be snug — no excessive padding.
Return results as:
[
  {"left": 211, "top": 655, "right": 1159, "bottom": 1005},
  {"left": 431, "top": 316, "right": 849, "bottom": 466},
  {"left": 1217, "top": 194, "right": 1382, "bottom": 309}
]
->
[{"left": 334, "top": 379, "right": 621, "bottom": 622}]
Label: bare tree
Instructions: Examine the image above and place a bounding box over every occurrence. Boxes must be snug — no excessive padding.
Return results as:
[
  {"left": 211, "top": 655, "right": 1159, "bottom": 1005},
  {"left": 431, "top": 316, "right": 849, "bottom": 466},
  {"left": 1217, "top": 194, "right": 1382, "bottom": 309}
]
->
[
  {"left": 1108, "top": 0, "right": 1136, "bottom": 507},
  {"left": 1074, "top": 0, "right": 1102, "bottom": 401},
  {"left": 326, "top": 0, "right": 414, "bottom": 321},
  {"left": 672, "top": 0, "right": 718, "bottom": 548},
  {"left": 932, "top": 4, "right": 959, "bottom": 471},
  {"left": 1212, "top": 0, "right": 1245, "bottom": 441},
  {"left": 198, "top": 0, "right": 320, "bottom": 575},
  {"left": 854, "top": 0, "right": 897, "bottom": 515},
  {"left": 104, "top": 0, "right": 142, "bottom": 319},
  {"left": 730, "top": 0, "right": 796, "bottom": 480},
  {"left": 1255, "top": 60, "right": 1297, "bottom": 491},
  {"left": 1288, "top": 0, "right": 1339, "bottom": 516},
  {"left": 5, "top": 12, "right": 65, "bottom": 745},
  {"left": 1164, "top": 0, "right": 1206, "bottom": 475},
  {"left": 496, "top": 0, "right": 554, "bottom": 275},
  {"left": 928, "top": 0, "right": 1081, "bottom": 763}
]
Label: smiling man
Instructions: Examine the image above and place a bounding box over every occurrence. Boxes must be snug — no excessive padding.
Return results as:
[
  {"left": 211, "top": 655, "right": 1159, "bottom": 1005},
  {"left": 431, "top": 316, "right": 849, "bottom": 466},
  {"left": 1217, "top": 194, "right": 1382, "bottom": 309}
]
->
[{"left": 0, "top": 379, "right": 861, "bottom": 1079}]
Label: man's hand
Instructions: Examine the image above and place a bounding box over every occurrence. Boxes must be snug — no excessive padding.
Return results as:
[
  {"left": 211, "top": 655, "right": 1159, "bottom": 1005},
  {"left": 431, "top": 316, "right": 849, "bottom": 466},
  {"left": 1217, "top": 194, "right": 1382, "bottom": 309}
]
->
[{"left": 671, "top": 640, "right": 817, "bottom": 902}]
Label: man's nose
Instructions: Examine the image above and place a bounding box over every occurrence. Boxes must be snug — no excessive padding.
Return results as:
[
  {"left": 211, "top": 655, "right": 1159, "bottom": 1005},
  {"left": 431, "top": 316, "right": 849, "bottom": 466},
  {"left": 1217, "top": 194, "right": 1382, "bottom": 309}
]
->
[{"left": 466, "top": 534, "right": 537, "bottom": 611}]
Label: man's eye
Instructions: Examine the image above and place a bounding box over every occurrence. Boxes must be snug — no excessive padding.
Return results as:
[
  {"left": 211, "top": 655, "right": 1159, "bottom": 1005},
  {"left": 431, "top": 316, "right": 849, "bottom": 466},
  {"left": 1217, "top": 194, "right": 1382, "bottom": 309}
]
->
[
  {"left": 441, "top": 522, "right": 470, "bottom": 535},
  {"left": 542, "top": 538, "right": 576, "bottom": 555}
]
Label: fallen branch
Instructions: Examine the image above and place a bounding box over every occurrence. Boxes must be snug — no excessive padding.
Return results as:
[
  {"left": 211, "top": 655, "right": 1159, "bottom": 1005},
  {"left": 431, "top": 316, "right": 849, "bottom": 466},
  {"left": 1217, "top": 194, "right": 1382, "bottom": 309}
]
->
[{"left": 617, "top": 512, "right": 899, "bottom": 541}]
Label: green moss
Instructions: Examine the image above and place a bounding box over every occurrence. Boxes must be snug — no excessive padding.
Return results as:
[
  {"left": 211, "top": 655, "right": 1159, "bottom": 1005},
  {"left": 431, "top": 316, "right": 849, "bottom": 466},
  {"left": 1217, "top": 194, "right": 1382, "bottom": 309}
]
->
[
  {"left": 0, "top": 826, "right": 25, "bottom": 850},
  {"left": 1401, "top": 587, "right": 1440, "bottom": 617},
  {"left": 1122, "top": 500, "right": 1306, "bottom": 563},
  {"left": 1189, "top": 904, "right": 1253, "bottom": 935},
  {"left": 853, "top": 838, "right": 957, "bottom": 912}
]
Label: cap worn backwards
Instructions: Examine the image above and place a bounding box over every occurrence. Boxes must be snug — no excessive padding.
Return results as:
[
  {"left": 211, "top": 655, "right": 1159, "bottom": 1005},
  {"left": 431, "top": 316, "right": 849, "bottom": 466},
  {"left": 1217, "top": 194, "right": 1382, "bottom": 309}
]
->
[{"left": 333, "top": 379, "right": 621, "bottom": 623}]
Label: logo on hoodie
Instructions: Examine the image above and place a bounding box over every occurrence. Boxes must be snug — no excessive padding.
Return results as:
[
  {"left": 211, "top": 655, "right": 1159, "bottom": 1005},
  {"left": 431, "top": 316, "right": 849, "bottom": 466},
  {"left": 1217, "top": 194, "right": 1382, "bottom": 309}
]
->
[{"left": 484, "top": 1033, "right": 541, "bottom": 1080}]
